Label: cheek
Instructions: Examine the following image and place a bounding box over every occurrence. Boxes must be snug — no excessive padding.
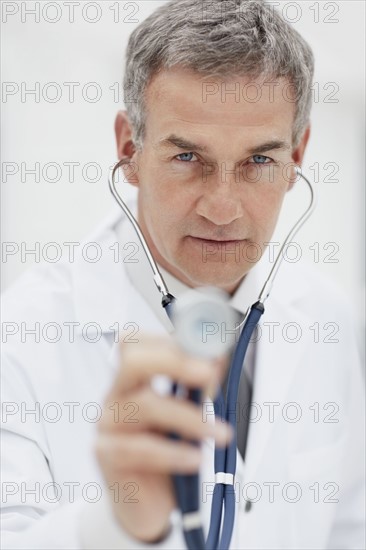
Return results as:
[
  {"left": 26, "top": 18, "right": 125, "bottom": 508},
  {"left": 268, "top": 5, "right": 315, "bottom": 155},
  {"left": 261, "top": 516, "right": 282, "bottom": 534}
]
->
[
  {"left": 141, "top": 165, "right": 197, "bottom": 225},
  {"left": 245, "top": 184, "right": 287, "bottom": 239},
  {"left": 138, "top": 177, "right": 189, "bottom": 244}
]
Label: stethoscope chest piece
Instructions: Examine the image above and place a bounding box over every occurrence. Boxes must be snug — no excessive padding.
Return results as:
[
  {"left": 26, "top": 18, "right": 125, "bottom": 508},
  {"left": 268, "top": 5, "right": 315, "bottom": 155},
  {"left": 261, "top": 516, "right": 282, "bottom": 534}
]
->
[{"left": 170, "top": 286, "right": 239, "bottom": 360}]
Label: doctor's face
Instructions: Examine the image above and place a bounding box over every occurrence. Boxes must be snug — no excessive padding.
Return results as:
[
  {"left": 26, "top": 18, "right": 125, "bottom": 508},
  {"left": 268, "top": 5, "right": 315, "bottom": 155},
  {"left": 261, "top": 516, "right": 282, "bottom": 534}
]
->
[{"left": 115, "top": 67, "right": 309, "bottom": 294}]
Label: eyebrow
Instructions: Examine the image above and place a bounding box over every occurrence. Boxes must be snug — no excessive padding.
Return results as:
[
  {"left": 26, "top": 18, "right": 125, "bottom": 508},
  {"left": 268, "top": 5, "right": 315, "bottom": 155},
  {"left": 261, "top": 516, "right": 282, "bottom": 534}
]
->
[
  {"left": 159, "top": 135, "right": 209, "bottom": 153},
  {"left": 247, "top": 140, "right": 292, "bottom": 155},
  {"left": 158, "top": 134, "right": 291, "bottom": 155}
]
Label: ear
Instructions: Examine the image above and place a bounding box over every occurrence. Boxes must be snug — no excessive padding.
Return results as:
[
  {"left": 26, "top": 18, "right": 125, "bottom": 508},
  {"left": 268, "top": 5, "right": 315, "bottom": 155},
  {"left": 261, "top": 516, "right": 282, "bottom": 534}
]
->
[
  {"left": 114, "top": 110, "right": 140, "bottom": 187},
  {"left": 287, "top": 125, "right": 311, "bottom": 191}
]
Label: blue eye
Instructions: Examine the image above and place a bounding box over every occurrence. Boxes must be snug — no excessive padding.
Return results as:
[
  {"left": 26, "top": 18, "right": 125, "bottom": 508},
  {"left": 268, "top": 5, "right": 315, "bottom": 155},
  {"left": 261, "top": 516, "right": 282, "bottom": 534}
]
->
[
  {"left": 252, "top": 155, "right": 271, "bottom": 164},
  {"left": 176, "top": 152, "right": 196, "bottom": 162}
]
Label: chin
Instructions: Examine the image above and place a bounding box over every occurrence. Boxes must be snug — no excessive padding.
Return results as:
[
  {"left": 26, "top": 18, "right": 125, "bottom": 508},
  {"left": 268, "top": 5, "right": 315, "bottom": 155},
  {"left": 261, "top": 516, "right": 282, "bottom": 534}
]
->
[{"left": 180, "top": 262, "right": 248, "bottom": 292}]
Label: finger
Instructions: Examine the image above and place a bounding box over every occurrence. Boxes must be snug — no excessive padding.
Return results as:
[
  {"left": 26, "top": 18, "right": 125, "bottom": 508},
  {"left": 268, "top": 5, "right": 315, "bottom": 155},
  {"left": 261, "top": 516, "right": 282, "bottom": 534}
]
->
[
  {"left": 112, "top": 336, "right": 217, "bottom": 396},
  {"left": 101, "top": 388, "right": 232, "bottom": 446},
  {"left": 96, "top": 432, "right": 204, "bottom": 474}
]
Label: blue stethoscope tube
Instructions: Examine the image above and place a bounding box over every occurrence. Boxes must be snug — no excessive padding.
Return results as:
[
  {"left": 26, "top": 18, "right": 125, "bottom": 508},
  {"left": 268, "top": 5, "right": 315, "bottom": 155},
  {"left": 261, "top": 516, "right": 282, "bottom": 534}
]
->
[
  {"left": 166, "top": 300, "right": 264, "bottom": 550},
  {"left": 207, "top": 302, "right": 264, "bottom": 550},
  {"left": 108, "top": 162, "right": 316, "bottom": 550}
]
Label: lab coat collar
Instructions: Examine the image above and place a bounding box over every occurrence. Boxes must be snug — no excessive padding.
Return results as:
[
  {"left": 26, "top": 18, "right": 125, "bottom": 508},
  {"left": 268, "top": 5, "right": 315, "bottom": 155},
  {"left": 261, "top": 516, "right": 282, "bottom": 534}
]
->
[{"left": 72, "top": 205, "right": 130, "bottom": 334}]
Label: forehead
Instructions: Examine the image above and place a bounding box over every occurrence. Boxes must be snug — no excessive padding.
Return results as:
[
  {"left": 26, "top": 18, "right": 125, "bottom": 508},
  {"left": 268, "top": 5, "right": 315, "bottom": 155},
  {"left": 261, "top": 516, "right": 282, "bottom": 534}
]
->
[{"left": 144, "top": 67, "right": 296, "bottom": 146}]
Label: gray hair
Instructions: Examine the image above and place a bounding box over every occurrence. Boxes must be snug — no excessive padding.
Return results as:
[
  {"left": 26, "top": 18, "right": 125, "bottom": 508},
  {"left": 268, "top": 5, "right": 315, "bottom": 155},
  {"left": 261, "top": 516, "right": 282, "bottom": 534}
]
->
[{"left": 123, "top": 0, "right": 314, "bottom": 150}]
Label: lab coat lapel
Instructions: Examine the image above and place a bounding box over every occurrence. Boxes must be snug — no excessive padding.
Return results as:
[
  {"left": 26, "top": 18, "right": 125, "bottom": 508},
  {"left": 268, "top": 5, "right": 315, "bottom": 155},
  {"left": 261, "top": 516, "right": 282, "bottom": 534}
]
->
[
  {"left": 72, "top": 207, "right": 126, "bottom": 333},
  {"left": 243, "top": 292, "right": 313, "bottom": 481},
  {"left": 72, "top": 206, "right": 169, "bottom": 336}
]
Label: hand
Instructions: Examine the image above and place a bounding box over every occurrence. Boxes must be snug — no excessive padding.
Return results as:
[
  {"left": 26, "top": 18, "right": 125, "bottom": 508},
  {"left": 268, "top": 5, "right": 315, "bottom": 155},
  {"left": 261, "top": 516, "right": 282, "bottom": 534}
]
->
[{"left": 95, "top": 334, "right": 232, "bottom": 543}]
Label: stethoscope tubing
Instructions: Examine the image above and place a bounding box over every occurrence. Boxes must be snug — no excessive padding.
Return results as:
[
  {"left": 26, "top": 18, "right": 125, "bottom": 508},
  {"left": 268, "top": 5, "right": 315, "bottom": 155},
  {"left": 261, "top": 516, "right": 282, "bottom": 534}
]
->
[{"left": 207, "top": 302, "right": 265, "bottom": 550}]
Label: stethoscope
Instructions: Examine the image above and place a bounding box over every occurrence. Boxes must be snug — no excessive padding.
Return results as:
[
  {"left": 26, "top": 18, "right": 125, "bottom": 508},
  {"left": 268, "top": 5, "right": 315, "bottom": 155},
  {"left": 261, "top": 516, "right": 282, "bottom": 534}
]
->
[{"left": 108, "top": 160, "right": 316, "bottom": 550}]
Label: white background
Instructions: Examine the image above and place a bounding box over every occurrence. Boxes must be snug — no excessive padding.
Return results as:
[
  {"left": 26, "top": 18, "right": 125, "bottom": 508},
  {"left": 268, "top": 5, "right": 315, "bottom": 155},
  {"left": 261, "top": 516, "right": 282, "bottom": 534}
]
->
[{"left": 1, "top": 1, "right": 365, "bottom": 323}]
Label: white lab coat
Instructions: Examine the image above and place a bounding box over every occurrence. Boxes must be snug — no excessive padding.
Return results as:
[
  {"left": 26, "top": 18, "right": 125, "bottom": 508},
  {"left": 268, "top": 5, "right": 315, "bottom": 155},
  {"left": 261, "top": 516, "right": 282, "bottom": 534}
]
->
[{"left": 1, "top": 205, "right": 365, "bottom": 550}]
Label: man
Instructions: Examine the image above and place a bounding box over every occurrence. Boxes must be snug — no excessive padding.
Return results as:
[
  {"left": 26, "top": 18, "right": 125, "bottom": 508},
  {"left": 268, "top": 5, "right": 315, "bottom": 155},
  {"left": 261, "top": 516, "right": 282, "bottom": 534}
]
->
[{"left": 1, "top": 1, "right": 364, "bottom": 549}]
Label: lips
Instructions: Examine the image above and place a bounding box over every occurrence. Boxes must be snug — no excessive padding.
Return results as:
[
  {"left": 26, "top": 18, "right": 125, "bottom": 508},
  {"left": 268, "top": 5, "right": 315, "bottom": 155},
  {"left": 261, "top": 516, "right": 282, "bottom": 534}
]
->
[
  {"left": 190, "top": 236, "right": 245, "bottom": 242},
  {"left": 189, "top": 236, "right": 245, "bottom": 245}
]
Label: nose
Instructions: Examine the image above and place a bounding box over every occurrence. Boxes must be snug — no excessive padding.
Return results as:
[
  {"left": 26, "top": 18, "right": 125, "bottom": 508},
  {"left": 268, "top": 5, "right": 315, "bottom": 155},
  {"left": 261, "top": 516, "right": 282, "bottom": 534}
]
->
[{"left": 196, "top": 172, "right": 244, "bottom": 226}]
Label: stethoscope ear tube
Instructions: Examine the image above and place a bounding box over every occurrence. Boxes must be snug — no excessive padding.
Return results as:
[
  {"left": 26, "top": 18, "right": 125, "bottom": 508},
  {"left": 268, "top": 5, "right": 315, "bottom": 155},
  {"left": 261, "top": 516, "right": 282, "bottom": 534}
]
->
[{"left": 258, "top": 167, "right": 316, "bottom": 305}]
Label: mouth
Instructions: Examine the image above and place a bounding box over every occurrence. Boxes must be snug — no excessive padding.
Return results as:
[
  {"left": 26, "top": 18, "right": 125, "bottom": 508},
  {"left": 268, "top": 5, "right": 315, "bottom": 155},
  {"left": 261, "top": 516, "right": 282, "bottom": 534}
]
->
[{"left": 188, "top": 236, "right": 246, "bottom": 246}]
